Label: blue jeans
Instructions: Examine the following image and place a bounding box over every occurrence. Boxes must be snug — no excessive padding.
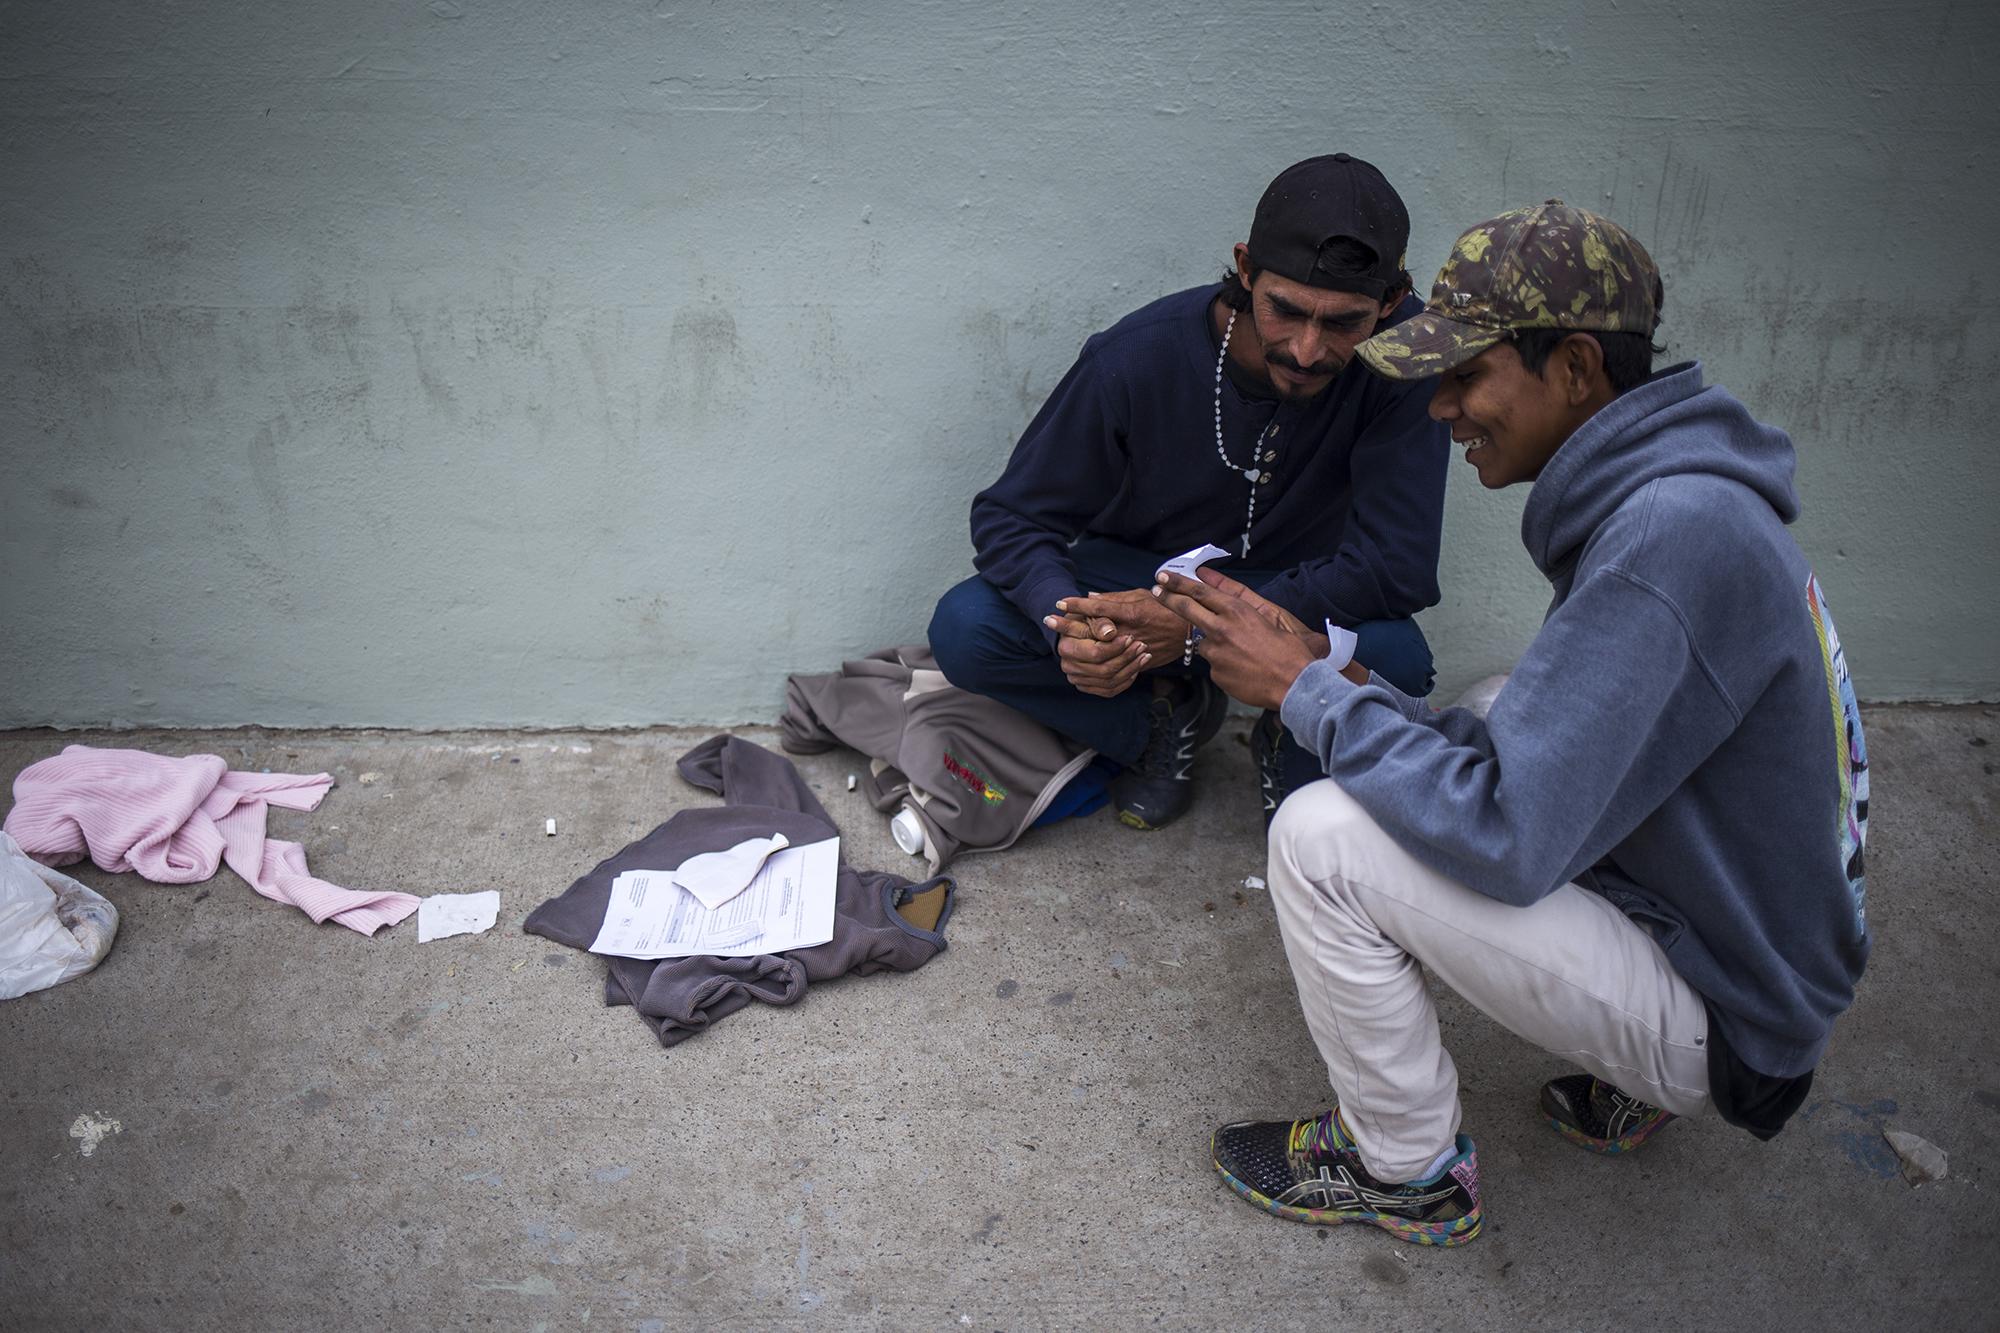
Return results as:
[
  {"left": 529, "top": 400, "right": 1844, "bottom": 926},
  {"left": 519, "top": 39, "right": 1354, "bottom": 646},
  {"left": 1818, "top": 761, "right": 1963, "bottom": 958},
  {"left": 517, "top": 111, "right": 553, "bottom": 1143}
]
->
[{"left": 928, "top": 538, "right": 1435, "bottom": 774}]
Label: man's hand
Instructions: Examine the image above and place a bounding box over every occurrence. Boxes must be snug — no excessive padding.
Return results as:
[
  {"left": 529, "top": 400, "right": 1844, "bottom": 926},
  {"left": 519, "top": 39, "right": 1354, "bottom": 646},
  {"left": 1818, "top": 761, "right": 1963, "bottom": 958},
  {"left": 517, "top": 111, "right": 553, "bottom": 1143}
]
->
[
  {"left": 1056, "top": 587, "right": 1188, "bottom": 662},
  {"left": 1153, "top": 568, "right": 1354, "bottom": 710},
  {"left": 1042, "top": 608, "right": 1149, "bottom": 698}
]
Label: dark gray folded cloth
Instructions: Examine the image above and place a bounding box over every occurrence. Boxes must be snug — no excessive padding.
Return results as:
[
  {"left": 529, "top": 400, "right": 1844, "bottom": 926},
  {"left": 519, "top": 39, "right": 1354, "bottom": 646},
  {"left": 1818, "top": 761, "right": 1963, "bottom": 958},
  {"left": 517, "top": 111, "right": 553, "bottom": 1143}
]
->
[{"left": 523, "top": 735, "right": 954, "bottom": 1047}]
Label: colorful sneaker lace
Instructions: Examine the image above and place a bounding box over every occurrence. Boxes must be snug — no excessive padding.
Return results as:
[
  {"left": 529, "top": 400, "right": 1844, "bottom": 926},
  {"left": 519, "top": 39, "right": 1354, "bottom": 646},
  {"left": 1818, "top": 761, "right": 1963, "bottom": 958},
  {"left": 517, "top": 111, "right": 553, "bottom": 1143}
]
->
[
  {"left": 1211, "top": 1108, "right": 1483, "bottom": 1247},
  {"left": 1540, "top": 1074, "right": 1676, "bottom": 1154}
]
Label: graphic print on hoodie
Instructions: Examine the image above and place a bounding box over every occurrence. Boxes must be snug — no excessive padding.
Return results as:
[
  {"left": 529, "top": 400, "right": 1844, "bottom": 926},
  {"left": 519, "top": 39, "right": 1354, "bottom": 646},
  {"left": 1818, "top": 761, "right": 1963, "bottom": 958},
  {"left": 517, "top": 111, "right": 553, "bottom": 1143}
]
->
[
  {"left": 1281, "top": 362, "right": 1871, "bottom": 1080},
  {"left": 1806, "top": 572, "right": 1870, "bottom": 933}
]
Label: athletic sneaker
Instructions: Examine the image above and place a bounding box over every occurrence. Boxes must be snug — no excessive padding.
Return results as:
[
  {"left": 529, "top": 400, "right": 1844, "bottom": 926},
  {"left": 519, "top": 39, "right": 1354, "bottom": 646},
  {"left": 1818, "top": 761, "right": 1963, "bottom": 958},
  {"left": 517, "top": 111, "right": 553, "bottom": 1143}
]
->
[
  {"left": 1541, "top": 1073, "right": 1676, "bottom": 1153},
  {"left": 1211, "top": 1108, "right": 1483, "bottom": 1247},
  {"left": 1112, "top": 678, "right": 1227, "bottom": 830}
]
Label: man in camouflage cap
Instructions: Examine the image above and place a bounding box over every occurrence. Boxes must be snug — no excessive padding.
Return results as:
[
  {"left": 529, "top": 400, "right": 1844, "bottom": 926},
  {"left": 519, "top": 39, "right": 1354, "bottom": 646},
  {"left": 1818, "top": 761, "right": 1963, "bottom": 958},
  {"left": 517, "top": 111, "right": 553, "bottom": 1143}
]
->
[{"left": 1151, "top": 201, "right": 1871, "bottom": 1246}]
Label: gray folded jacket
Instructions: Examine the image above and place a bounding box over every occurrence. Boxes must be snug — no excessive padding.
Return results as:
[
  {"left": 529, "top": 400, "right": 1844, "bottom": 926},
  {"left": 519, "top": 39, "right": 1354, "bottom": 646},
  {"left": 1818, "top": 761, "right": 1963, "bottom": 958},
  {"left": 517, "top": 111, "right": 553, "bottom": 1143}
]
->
[
  {"left": 781, "top": 645, "right": 1096, "bottom": 872},
  {"left": 522, "top": 734, "right": 953, "bottom": 1048}
]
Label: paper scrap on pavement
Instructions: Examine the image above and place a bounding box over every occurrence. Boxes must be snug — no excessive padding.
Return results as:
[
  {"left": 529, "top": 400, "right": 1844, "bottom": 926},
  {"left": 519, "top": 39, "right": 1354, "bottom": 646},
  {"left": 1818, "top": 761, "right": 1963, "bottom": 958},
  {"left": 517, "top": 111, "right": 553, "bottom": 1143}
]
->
[
  {"left": 418, "top": 890, "right": 501, "bottom": 943},
  {"left": 589, "top": 837, "right": 839, "bottom": 960},
  {"left": 1156, "top": 543, "right": 1231, "bottom": 583},
  {"left": 669, "top": 833, "right": 791, "bottom": 911},
  {"left": 1884, "top": 1128, "right": 1949, "bottom": 1186}
]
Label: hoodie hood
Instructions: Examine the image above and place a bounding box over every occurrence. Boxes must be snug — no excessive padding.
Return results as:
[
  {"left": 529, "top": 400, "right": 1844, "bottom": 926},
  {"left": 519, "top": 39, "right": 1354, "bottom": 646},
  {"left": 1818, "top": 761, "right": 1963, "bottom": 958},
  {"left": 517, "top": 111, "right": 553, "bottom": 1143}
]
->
[{"left": 1521, "top": 362, "right": 1800, "bottom": 578}]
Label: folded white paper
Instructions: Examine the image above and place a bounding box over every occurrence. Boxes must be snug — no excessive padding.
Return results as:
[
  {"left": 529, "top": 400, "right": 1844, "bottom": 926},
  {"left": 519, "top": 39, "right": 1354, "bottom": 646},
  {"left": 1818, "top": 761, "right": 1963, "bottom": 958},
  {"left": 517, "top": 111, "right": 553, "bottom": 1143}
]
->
[
  {"left": 1323, "top": 620, "right": 1359, "bottom": 671},
  {"left": 670, "top": 833, "right": 790, "bottom": 911},
  {"left": 417, "top": 890, "right": 501, "bottom": 943},
  {"left": 1156, "top": 543, "right": 1232, "bottom": 583}
]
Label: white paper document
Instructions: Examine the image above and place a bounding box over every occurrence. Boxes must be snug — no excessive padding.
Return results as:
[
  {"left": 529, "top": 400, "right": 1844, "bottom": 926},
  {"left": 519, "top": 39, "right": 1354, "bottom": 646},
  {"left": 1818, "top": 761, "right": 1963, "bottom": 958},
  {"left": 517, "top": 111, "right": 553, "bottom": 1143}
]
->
[
  {"left": 417, "top": 890, "right": 501, "bottom": 943},
  {"left": 1156, "top": 543, "right": 1231, "bottom": 583},
  {"left": 588, "top": 837, "right": 839, "bottom": 960}
]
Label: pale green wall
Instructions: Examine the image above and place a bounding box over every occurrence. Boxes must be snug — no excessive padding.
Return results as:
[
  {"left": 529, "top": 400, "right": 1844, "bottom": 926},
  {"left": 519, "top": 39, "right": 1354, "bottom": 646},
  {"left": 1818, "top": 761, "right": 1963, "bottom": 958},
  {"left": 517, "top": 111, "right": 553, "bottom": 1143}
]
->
[{"left": 3, "top": 1, "right": 1994, "bottom": 727}]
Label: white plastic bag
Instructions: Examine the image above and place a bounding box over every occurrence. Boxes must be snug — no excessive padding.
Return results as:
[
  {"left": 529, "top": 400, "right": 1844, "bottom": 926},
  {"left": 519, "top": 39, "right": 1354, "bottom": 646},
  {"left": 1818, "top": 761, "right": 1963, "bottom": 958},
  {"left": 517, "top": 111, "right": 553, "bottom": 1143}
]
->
[
  {"left": 0, "top": 831, "right": 119, "bottom": 1000},
  {"left": 670, "top": 833, "right": 790, "bottom": 910}
]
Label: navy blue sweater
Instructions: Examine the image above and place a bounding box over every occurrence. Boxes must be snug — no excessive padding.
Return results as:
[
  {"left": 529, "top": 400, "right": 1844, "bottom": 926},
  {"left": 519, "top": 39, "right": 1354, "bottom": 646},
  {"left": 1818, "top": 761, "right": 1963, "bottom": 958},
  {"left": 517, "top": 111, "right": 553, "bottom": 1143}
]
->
[{"left": 969, "top": 284, "right": 1449, "bottom": 629}]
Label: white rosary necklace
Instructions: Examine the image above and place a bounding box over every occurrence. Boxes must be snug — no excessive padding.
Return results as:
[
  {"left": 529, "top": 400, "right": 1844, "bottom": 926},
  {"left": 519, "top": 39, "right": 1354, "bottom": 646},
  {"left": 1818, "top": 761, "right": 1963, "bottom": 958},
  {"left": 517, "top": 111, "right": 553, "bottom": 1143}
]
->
[
  {"left": 1214, "top": 308, "right": 1278, "bottom": 560},
  {"left": 1184, "top": 308, "right": 1280, "bottom": 666}
]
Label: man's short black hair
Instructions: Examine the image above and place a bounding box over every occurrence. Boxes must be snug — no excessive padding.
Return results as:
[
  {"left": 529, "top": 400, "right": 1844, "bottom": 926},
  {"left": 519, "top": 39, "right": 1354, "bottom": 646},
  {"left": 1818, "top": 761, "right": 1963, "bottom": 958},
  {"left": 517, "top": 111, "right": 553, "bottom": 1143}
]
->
[
  {"left": 1219, "top": 237, "right": 1411, "bottom": 312},
  {"left": 1219, "top": 264, "right": 1258, "bottom": 311},
  {"left": 1510, "top": 327, "right": 1663, "bottom": 395}
]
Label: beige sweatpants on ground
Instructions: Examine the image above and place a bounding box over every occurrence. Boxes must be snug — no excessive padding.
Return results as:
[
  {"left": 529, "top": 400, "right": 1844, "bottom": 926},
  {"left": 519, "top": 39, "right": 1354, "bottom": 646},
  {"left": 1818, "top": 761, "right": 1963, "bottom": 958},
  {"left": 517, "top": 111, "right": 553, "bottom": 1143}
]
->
[{"left": 1267, "top": 779, "right": 1713, "bottom": 1182}]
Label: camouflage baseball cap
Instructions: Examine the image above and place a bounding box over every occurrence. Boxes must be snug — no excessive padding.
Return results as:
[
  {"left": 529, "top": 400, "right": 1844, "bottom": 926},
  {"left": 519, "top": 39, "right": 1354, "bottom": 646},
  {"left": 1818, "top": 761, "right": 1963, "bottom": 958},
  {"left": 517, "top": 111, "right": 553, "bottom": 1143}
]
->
[{"left": 1355, "top": 200, "right": 1663, "bottom": 379}]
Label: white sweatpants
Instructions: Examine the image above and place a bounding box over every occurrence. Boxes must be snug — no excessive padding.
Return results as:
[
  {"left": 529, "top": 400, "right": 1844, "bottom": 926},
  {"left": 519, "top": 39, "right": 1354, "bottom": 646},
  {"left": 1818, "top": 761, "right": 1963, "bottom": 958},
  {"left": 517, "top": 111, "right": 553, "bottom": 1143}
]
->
[{"left": 1266, "top": 780, "right": 1713, "bottom": 1182}]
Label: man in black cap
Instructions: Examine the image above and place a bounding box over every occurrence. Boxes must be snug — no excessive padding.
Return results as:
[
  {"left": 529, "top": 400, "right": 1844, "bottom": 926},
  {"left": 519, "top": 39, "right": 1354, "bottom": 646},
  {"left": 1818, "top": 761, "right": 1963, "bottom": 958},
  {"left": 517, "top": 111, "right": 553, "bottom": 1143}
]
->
[{"left": 928, "top": 154, "right": 1450, "bottom": 830}]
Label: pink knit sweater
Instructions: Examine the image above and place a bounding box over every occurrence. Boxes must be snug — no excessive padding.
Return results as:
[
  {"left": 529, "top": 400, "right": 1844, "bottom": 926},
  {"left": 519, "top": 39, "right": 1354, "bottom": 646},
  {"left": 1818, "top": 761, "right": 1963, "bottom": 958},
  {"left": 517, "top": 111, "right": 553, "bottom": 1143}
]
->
[{"left": 3, "top": 746, "right": 418, "bottom": 936}]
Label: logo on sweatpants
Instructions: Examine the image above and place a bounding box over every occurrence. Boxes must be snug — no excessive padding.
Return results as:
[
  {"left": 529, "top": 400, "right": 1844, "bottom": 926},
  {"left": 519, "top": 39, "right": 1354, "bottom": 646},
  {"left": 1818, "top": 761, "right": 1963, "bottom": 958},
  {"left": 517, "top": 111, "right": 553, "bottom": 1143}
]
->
[{"left": 942, "top": 751, "right": 1008, "bottom": 805}]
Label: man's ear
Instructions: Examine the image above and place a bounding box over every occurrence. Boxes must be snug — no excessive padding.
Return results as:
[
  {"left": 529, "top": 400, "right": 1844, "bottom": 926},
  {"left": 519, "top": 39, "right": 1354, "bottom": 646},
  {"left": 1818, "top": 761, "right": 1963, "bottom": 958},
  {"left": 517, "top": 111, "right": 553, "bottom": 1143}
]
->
[
  {"left": 1233, "top": 242, "right": 1255, "bottom": 286},
  {"left": 1376, "top": 281, "right": 1410, "bottom": 320},
  {"left": 1561, "top": 333, "right": 1607, "bottom": 405}
]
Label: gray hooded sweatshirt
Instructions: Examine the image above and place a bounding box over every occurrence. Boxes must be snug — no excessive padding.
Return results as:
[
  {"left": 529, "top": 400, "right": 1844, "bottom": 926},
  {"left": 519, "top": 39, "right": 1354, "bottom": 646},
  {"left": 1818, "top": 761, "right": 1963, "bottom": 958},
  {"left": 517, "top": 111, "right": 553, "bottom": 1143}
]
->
[{"left": 1282, "top": 363, "right": 1870, "bottom": 1081}]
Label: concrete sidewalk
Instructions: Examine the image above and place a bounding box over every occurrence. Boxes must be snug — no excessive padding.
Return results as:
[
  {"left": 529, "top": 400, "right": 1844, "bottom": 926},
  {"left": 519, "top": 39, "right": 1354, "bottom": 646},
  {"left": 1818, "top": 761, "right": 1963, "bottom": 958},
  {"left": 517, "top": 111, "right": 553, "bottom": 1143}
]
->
[{"left": 1, "top": 706, "right": 1992, "bottom": 1330}]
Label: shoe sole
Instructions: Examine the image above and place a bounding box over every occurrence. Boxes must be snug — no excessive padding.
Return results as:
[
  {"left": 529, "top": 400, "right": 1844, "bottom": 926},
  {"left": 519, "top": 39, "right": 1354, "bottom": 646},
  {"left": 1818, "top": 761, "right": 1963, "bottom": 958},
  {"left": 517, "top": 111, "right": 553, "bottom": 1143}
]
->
[
  {"left": 1212, "top": 1153, "right": 1482, "bottom": 1247},
  {"left": 1543, "top": 1110, "right": 1675, "bottom": 1155}
]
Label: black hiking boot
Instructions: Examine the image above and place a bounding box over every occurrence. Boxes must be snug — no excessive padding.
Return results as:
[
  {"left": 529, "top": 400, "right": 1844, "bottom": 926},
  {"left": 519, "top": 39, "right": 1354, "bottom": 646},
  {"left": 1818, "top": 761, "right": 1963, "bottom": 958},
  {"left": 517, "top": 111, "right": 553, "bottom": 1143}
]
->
[
  {"left": 1112, "top": 678, "right": 1226, "bottom": 831},
  {"left": 1251, "top": 708, "right": 1326, "bottom": 828}
]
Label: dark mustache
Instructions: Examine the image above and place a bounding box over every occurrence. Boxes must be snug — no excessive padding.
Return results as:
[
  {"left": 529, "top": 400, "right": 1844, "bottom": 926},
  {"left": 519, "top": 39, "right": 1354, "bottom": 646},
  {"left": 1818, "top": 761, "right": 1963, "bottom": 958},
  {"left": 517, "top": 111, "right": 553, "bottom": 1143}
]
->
[{"left": 1266, "top": 352, "right": 1342, "bottom": 377}]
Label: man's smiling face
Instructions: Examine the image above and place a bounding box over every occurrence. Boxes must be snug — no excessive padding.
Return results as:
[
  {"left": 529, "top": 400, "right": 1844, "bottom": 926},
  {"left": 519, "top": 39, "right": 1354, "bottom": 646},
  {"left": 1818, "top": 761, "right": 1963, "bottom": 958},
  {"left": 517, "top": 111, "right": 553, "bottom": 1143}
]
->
[{"left": 1425, "top": 339, "right": 1582, "bottom": 489}]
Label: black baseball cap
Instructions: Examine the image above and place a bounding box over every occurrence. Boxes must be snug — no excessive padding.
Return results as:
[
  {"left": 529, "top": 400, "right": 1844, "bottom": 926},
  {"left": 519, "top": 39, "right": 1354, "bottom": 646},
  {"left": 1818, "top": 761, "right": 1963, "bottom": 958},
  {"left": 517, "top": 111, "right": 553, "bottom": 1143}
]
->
[{"left": 1246, "top": 153, "right": 1410, "bottom": 300}]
